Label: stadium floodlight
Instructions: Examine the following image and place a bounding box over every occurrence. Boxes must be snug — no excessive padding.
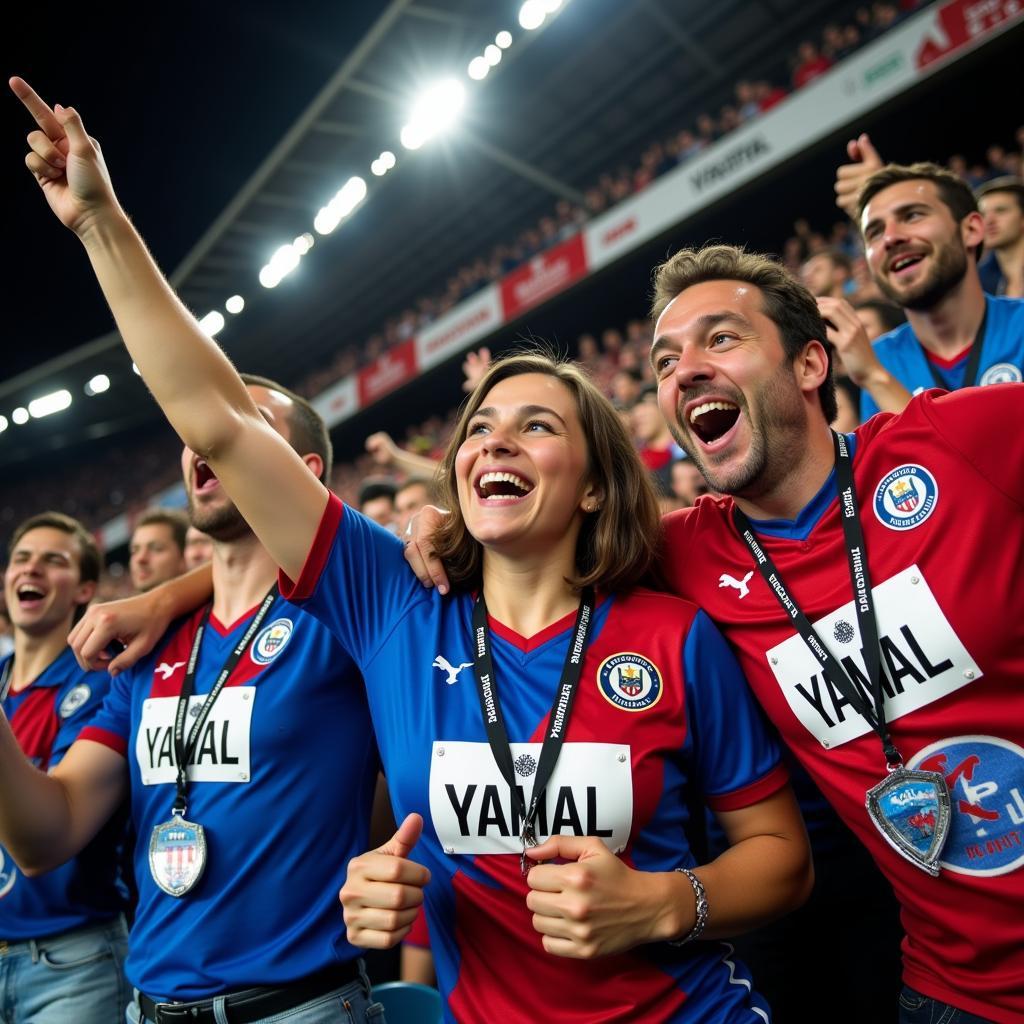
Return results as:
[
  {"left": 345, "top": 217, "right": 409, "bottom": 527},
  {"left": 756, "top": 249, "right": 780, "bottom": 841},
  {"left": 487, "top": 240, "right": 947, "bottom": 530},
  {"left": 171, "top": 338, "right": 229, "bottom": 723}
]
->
[
  {"left": 260, "top": 264, "right": 283, "bottom": 287},
  {"left": 0, "top": 414, "right": 7, "bottom": 433},
  {"left": 496, "top": 30, "right": 513, "bottom": 48},
  {"left": 293, "top": 234, "right": 313, "bottom": 255},
  {"left": 314, "top": 176, "right": 367, "bottom": 234},
  {"left": 12, "top": 407, "right": 29, "bottom": 425},
  {"left": 518, "top": 1, "right": 545, "bottom": 29},
  {"left": 198, "top": 311, "right": 226, "bottom": 337},
  {"left": 85, "top": 374, "right": 110, "bottom": 396},
  {"left": 401, "top": 79, "right": 465, "bottom": 150},
  {"left": 467, "top": 56, "right": 489, "bottom": 81},
  {"left": 371, "top": 158, "right": 386, "bottom": 176},
  {"left": 28, "top": 389, "right": 72, "bottom": 419},
  {"left": 225, "top": 295, "right": 245, "bottom": 314},
  {"left": 381, "top": 151, "right": 396, "bottom": 170},
  {"left": 484, "top": 44, "right": 502, "bottom": 66}
]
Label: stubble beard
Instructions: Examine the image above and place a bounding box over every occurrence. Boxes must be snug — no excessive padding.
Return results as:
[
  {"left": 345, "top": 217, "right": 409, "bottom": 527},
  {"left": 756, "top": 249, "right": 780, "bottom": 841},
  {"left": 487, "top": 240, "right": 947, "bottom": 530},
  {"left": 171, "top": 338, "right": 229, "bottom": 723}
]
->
[
  {"left": 187, "top": 495, "right": 252, "bottom": 543},
  {"left": 877, "top": 237, "right": 969, "bottom": 312}
]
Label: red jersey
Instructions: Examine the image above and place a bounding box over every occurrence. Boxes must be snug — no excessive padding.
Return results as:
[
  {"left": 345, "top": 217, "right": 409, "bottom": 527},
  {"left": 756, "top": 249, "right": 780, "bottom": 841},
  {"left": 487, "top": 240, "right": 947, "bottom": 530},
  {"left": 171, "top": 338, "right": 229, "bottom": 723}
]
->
[{"left": 662, "top": 386, "right": 1024, "bottom": 1023}]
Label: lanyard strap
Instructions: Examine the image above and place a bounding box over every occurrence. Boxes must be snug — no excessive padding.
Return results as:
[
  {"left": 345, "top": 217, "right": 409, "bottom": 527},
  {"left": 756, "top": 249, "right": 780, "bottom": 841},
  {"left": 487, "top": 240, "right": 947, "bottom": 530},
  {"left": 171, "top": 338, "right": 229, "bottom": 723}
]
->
[
  {"left": 0, "top": 659, "right": 12, "bottom": 704},
  {"left": 732, "top": 433, "right": 901, "bottom": 766},
  {"left": 471, "top": 589, "right": 595, "bottom": 844},
  {"left": 926, "top": 305, "right": 987, "bottom": 390},
  {"left": 171, "top": 586, "right": 278, "bottom": 815}
]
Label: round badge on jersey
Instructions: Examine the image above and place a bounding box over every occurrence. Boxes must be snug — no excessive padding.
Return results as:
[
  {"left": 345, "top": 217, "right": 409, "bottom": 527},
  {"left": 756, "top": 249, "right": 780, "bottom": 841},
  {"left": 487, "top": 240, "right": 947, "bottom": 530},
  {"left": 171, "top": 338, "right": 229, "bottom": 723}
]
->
[
  {"left": 873, "top": 464, "right": 938, "bottom": 531},
  {"left": 0, "top": 849, "right": 17, "bottom": 899},
  {"left": 597, "top": 653, "right": 662, "bottom": 712},
  {"left": 58, "top": 684, "right": 91, "bottom": 719},
  {"left": 908, "top": 736, "right": 1024, "bottom": 877},
  {"left": 979, "top": 362, "right": 1022, "bottom": 386},
  {"left": 251, "top": 618, "right": 294, "bottom": 665}
]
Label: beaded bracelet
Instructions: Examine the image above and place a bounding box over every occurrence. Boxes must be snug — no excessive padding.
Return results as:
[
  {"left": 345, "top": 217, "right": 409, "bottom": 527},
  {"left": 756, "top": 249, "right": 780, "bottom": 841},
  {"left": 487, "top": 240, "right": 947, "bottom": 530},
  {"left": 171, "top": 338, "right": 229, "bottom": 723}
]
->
[{"left": 668, "top": 867, "right": 708, "bottom": 946}]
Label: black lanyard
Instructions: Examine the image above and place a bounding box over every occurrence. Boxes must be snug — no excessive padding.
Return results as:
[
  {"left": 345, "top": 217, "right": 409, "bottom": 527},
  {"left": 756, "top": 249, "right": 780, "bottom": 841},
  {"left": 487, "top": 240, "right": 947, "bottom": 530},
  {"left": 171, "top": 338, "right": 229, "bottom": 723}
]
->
[
  {"left": 471, "top": 588, "right": 595, "bottom": 866},
  {"left": 171, "top": 586, "right": 278, "bottom": 815},
  {"left": 926, "top": 305, "right": 987, "bottom": 390},
  {"left": 732, "top": 433, "right": 901, "bottom": 767}
]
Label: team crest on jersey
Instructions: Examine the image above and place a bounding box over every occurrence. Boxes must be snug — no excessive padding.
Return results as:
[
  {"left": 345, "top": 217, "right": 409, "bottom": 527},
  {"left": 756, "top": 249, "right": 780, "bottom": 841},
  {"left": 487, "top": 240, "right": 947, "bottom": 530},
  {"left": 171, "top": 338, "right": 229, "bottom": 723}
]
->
[
  {"left": 0, "top": 849, "right": 17, "bottom": 899},
  {"left": 873, "top": 464, "right": 938, "bottom": 531},
  {"left": 597, "top": 653, "right": 662, "bottom": 712},
  {"left": 908, "top": 736, "right": 1024, "bottom": 877},
  {"left": 979, "top": 362, "right": 1022, "bottom": 386},
  {"left": 58, "top": 684, "right": 91, "bottom": 719},
  {"left": 251, "top": 618, "right": 293, "bottom": 664}
]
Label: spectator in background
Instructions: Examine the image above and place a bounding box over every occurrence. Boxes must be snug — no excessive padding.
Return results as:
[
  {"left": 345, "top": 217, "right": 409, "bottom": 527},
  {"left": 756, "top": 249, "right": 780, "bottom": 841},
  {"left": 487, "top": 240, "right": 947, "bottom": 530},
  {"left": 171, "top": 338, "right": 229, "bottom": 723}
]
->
[
  {"left": 357, "top": 479, "right": 398, "bottom": 532},
  {"left": 976, "top": 177, "right": 1024, "bottom": 297},
  {"left": 611, "top": 367, "right": 643, "bottom": 408},
  {"left": 695, "top": 112, "right": 719, "bottom": 148},
  {"left": 183, "top": 525, "right": 214, "bottom": 571},
  {"left": 792, "top": 40, "right": 832, "bottom": 89},
  {"left": 630, "top": 385, "right": 680, "bottom": 493},
  {"left": 601, "top": 326, "right": 624, "bottom": 364},
  {"left": 394, "top": 479, "right": 435, "bottom": 537},
  {"left": 669, "top": 456, "right": 709, "bottom": 508},
  {"left": 755, "top": 80, "right": 787, "bottom": 112},
  {"left": 128, "top": 506, "right": 188, "bottom": 593},
  {"left": 734, "top": 81, "right": 760, "bottom": 121},
  {"left": 854, "top": 297, "right": 907, "bottom": 340},
  {"left": 800, "top": 247, "right": 853, "bottom": 299}
]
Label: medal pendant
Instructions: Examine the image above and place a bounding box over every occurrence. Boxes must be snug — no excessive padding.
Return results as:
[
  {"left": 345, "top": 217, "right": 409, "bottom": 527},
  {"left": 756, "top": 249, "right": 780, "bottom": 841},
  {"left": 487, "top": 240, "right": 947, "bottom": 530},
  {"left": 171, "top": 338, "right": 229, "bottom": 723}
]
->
[
  {"left": 866, "top": 766, "right": 950, "bottom": 876},
  {"left": 149, "top": 815, "right": 207, "bottom": 897}
]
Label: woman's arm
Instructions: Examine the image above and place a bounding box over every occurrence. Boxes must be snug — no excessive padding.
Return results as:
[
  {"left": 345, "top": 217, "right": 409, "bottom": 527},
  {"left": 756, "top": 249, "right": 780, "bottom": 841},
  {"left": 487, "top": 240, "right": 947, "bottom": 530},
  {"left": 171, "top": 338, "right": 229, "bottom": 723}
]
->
[
  {"left": 11, "top": 78, "right": 324, "bottom": 581},
  {"left": 523, "top": 786, "right": 811, "bottom": 958}
]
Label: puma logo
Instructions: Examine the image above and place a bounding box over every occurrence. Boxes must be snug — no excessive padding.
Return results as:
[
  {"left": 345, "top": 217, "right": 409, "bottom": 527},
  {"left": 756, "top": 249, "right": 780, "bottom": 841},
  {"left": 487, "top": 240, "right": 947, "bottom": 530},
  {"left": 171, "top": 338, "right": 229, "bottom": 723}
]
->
[
  {"left": 718, "top": 571, "right": 754, "bottom": 599},
  {"left": 155, "top": 661, "right": 186, "bottom": 680},
  {"left": 432, "top": 655, "right": 473, "bottom": 686}
]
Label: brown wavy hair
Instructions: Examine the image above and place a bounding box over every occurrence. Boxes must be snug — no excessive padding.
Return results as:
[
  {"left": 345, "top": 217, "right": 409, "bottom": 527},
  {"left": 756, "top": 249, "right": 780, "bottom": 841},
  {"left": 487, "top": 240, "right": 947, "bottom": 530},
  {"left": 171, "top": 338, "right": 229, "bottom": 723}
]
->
[{"left": 431, "top": 352, "right": 662, "bottom": 593}]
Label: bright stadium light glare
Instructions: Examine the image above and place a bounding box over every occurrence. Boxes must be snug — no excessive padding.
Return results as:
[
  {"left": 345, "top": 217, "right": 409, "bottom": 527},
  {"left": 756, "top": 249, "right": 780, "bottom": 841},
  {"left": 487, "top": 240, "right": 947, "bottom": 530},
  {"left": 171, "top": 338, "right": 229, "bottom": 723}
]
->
[
  {"left": 225, "top": 295, "right": 245, "bottom": 314},
  {"left": 519, "top": 1, "right": 545, "bottom": 30},
  {"left": 28, "top": 389, "right": 72, "bottom": 419},
  {"left": 198, "top": 311, "right": 226, "bottom": 337},
  {"left": 85, "top": 374, "right": 110, "bottom": 396},
  {"left": 314, "top": 206, "right": 342, "bottom": 235},
  {"left": 467, "top": 56, "right": 489, "bottom": 80},
  {"left": 402, "top": 79, "right": 465, "bottom": 149},
  {"left": 543, "top": 0, "right": 563, "bottom": 12},
  {"left": 12, "top": 407, "right": 29, "bottom": 425},
  {"left": 496, "top": 30, "right": 513, "bottom": 48},
  {"left": 400, "top": 122, "right": 426, "bottom": 150},
  {"left": 0, "top": 415, "right": 7, "bottom": 433},
  {"left": 259, "top": 265, "right": 283, "bottom": 287},
  {"left": 293, "top": 234, "right": 313, "bottom": 255},
  {"left": 484, "top": 44, "right": 502, "bottom": 66}
]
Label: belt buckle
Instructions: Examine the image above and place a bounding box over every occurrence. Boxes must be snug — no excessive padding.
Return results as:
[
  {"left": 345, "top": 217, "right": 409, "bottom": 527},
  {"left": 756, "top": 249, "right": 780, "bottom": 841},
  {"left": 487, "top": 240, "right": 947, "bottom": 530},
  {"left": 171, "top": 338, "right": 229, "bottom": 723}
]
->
[{"left": 154, "top": 1004, "right": 190, "bottom": 1024}]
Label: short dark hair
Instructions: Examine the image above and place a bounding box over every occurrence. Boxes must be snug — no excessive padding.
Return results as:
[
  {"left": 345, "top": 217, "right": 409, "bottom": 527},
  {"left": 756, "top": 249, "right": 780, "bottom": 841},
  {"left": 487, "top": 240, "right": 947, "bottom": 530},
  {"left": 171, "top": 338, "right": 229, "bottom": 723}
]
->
[
  {"left": 358, "top": 478, "right": 397, "bottom": 508},
  {"left": 803, "top": 247, "right": 852, "bottom": 274},
  {"left": 650, "top": 244, "right": 837, "bottom": 422},
  {"left": 9, "top": 511, "right": 103, "bottom": 585},
  {"left": 133, "top": 507, "right": 189, "bottom": 553},
  {"left": 976, "top": 175, "right": 1024, "bottom": 215},
  {"left": 857, "top": 162, "right": 978, "bottom": 226},
  {"left": 240, "top": 373, "right": 332, "bottom": 483},
  {"left": 854, "top": 298, "right": 906, "bottom": 333}
]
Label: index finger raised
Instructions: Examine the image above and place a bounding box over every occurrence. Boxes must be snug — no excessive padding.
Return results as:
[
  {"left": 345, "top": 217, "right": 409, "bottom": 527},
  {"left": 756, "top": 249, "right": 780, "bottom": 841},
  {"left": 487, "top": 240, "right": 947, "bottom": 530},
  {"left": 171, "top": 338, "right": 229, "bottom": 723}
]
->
[{"left": 9, "top": 77, "right": 64, "bottom": 142}]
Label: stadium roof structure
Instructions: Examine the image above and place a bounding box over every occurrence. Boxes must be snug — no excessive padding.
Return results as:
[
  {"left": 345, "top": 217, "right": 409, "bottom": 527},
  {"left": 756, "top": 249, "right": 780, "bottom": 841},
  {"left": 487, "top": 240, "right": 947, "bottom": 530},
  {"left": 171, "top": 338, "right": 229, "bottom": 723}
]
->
[{"left": 2, "top": 0, "right": 875, "bottom": 469}]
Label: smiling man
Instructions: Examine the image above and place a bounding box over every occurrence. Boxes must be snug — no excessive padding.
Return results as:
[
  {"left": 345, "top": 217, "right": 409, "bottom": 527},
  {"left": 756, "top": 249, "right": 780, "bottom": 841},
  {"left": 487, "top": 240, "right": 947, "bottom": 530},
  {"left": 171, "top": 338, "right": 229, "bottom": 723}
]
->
[
  {"left": 651, "top": 244, "right": 1024, "bottom": 1023},
  {"left": 856, "top": 162, "right": 1024, "bottom": 419},
  {"left": 129, "top": 508, "right": 188, "bottom": 593},
  {"left": 1, "top": 512, "right": 130, "bottom": 1023}
]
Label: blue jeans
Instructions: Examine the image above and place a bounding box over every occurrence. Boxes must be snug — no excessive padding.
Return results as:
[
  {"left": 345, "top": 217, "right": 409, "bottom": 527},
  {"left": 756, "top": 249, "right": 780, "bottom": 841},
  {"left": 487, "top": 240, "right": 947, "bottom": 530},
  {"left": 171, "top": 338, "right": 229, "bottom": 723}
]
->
[
  {"left": 898, "top": 987, "right": 996, "bottom": 1024},
  {"left": 127, "top": 960, "right": 386, "bottom": 1024},
  {"left": 0, "top": 916, "right": 130, "bottom": 1024}
]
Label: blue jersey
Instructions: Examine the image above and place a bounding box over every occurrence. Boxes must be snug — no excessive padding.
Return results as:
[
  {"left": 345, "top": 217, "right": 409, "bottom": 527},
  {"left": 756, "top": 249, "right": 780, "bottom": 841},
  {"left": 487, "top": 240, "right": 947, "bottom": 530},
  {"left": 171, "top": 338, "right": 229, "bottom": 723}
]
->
[
  {"left": 281, "top": 496, "right": 788, "bottom": 1024},
  {"left": 0, "top": 648, "right": 128, "bottom": 939},
  {"left": 862, "top": 295, "right": 1024, "bottom": 418},
  {"left": 80, "top": 595, "right": 378, "bottom": 1001}
]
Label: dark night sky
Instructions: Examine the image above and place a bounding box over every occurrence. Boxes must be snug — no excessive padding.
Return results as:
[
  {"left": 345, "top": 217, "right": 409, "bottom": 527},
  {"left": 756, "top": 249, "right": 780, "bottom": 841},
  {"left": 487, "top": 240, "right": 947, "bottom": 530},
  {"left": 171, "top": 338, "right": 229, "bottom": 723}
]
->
[{"left": 2, "top": 3, "right": 387, "bottom": 379}]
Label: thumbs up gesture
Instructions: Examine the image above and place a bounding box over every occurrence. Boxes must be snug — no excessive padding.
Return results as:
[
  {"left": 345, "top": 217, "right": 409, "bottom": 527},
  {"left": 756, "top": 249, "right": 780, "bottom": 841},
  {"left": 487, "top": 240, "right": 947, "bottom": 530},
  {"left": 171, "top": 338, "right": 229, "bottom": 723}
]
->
[
  {"left": 834, "top": 132, "right": 885, "bottom": 221},
  {"left": 340, "top": 814, "right": 432, "bottom": 949}
]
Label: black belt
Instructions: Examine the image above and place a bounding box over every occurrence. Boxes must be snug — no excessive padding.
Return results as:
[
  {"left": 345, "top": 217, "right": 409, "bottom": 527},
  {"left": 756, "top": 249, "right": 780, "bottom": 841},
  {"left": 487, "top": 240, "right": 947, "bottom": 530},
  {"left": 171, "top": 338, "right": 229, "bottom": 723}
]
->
[{"left": 139, "top": 960, "right": 363, "bottom": 1023}]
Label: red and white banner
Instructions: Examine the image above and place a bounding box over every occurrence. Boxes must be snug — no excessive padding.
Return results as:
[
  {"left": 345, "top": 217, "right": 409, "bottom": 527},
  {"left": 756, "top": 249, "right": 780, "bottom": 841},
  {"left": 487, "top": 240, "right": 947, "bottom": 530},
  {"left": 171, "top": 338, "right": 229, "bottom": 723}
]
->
[
  {"left": 313, "top": 375, "right": 358, "bottom": 430},
  {"left": 500, "top": 235, "right": 588, "bottom": 321},
  {"left": 416, "top": 285, "right": 503, "bottom": 372},
  {"left": 357, "top": 339, "right": 418, "bottom": 407}
]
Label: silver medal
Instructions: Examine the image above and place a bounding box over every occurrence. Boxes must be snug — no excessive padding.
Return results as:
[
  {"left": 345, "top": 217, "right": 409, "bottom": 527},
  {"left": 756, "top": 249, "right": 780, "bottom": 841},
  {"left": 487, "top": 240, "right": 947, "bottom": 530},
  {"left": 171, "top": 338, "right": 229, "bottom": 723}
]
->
[
  {"left": 866, "top": 765, "right": 951, "bottom": 876},
  {"left": 149, "top": 814, "right": 207, "bottom": 897}
]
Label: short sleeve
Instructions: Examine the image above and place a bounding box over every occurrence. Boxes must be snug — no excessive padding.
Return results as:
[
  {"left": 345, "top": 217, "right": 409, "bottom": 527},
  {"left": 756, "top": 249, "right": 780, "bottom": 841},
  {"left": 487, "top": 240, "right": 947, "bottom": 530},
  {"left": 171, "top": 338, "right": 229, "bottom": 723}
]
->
[
  {"left": 50, "top": 671, "right": 118, "bottom": 766},
  {"left": 682, "top": 610, "right": 787, "bottom": 811},
  {"left": 76, "top": 668, "right": 134, "bottom": 759},
  {"left": 278, "top": 493, "right": 430, "bottom": 664}
]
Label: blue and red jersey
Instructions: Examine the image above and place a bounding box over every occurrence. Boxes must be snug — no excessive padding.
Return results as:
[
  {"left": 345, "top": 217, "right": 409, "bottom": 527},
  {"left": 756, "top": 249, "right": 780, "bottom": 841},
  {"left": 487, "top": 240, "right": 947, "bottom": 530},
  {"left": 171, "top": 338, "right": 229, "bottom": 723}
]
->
[
  {"left": 281, "top": 496, "right": 788, "bottom": 1024},
  {"left": 862, "top": 295, "right": 1024, "bottom": 419},
  {"left": 0, "top": 648, "right": 128, "bottom": 939},
  {"left": 80, "top": 596, "right": 379, "bottom": 1001}
]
